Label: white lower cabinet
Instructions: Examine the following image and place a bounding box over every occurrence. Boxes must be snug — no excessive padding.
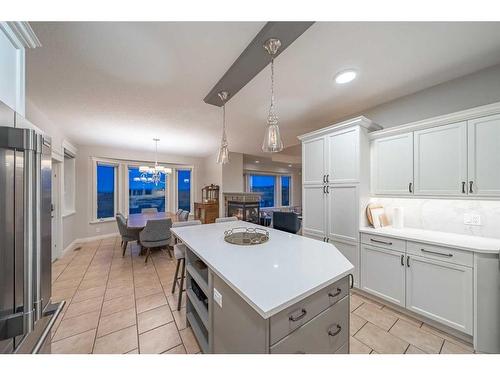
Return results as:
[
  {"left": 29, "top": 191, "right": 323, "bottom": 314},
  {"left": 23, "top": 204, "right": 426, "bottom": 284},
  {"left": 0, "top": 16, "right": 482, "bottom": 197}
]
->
[
  {"left": 360, "top": 244, "right": 405, "bottom": 307},
  {"left": 331, "top": 240, "right": 359, "bottom": 288},
  {"left": 406, "top": 254, "right": 473, "bottom": 334}
]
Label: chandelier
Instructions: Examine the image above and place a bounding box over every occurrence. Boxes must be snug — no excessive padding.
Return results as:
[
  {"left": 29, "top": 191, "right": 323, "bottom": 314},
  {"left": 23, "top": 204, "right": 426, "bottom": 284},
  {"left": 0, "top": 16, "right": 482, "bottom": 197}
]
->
[
  {"left": 135, "top": 138, "right": 172, "bottom": 185},
  {"left": 262, "top": 38, "right": 284, "bottom": 153},
  {"left": 216, "top": 90, "right": 230, "bottom": 164}
]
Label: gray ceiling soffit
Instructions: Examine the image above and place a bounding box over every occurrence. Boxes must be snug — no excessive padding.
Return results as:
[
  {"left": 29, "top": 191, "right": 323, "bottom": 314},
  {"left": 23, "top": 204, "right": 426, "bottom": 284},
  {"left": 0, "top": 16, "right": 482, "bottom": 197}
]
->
[{"left": 203, "top": 21, "right": 314, "bottom": 107}]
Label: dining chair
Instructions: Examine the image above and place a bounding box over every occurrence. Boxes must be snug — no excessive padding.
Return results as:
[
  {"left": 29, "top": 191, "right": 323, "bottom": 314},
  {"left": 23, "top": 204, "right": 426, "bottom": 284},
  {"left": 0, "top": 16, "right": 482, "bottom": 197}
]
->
[
  {"left": 139, "top": 218, "right": 172, "bottom": 263},
  {"left": 215, "top": 216, "right": 238, "bottom": 223},
  {"left": 141, "top": 207, "right": 158, "bottom": 214},
  {"left": 115, "top": 214, "right": 140, "bottom": 256},
  {"left": 179, "top": 210, "right": 190, "bottom": 221},
  {"left": 171, "top": 220, "right": 202, "bottom": 310}
]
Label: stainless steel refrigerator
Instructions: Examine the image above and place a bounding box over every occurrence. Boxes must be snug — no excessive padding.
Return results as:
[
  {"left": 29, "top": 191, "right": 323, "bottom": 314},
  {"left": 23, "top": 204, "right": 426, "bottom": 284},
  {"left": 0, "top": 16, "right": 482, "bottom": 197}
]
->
[{"left": 0, "top": 101, "right": 64, "bottom": 354}]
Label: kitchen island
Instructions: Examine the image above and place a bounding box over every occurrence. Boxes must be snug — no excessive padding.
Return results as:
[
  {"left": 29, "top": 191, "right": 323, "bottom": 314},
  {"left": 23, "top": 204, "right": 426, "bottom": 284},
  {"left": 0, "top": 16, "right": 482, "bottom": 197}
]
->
[{"left": 171, "top": 221, "right": 354, "bottom": 354}]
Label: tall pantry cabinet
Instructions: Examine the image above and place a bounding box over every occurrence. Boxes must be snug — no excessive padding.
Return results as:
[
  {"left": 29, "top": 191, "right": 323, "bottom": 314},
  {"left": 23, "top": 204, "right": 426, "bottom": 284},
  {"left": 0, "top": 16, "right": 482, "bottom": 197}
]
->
[{"left": 299, "top": 117, "right": 381, "bottom": 287}]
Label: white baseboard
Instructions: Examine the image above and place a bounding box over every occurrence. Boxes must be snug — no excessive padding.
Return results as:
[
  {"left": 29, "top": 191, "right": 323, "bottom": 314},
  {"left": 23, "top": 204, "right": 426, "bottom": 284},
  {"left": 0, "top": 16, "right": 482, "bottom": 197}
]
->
[{"left": 60, "top": 232, "right": 119, "bottom": 257}]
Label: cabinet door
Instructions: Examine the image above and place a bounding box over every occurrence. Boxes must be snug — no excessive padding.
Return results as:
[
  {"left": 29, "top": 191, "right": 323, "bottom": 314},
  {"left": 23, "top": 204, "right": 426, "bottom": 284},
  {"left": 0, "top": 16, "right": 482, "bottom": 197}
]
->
[
  {"left": 468, "top": 114, "right": 500, "bottom": 196},
  {"left": 327, "top": 185, "right": 358, "bottom": 242},
  {"left": 331, "top": 240, "right": 359, "bottom": 288},
  {"left": 372, "top": 133, "right": 414, "bottom": 195},
  {"left": 406, "top": 255, "right": 472, "bottom": 334},
  {"left": 414, "top": 122, "right": 467, "bottom": 196},
  {"left": 327, "top": 127, "right": 359, "bottom": 183},
  {"left": 360, "top": 245, "right": 405, "bottom": 306},
  {"left": 302, "top": 137, "right": 326, "bottom": 185},
  {"left": 302, "top": 185, "right": 327, "bottom": 239}
]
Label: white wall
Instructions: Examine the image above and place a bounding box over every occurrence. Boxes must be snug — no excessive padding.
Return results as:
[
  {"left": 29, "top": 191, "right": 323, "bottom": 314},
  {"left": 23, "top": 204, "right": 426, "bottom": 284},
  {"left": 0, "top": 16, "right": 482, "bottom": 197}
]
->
[{"left": 222, "top": 152, "right": 244, "bottom": 192}]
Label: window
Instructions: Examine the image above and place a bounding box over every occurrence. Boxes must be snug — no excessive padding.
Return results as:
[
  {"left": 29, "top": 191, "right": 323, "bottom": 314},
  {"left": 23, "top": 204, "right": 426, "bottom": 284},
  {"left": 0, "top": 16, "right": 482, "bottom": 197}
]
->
[
  {"left": 249, "top": 175, "right": 275, "bottom": 208},
  {"left": 128, "top": 166, "right": 167, "bottom": 214},
  {"left": 96, "top": 163, "right": 116, "bottom": 219},
  {"left": 63, "top": 152, "right": 75, "bottom": 215},
  {"left": 281, "top": 176, "right": 291, "bottom": 206},
  {"left": 177, "top": 169, "right": 191, "bottom": 211}
]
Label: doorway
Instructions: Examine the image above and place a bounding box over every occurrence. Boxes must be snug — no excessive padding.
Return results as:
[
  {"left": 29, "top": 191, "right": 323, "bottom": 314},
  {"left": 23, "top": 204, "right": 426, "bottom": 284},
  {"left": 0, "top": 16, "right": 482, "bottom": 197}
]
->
[{"left": 51, "top": 158, "right": 63, "bottom": 261}]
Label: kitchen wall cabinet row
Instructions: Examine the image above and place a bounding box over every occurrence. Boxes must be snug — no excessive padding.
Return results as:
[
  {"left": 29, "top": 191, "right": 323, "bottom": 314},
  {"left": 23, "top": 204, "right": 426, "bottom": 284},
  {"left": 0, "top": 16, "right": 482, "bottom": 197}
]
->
[
  {"left": 371, "top": 113, "right": 500, "bottom": 197},
  {"left": 299, "top": 117, "right": 381, "bottom": 287}
]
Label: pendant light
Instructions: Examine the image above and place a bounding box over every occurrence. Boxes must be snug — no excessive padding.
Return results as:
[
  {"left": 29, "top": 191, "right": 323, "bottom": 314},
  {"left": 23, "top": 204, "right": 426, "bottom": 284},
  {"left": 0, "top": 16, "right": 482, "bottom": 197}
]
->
[
  {"left": 216, "top": 90, "right": 230, "bottom": 164},
  {"left": 262, "top": 38, "right": 284, "bottom": 153}
]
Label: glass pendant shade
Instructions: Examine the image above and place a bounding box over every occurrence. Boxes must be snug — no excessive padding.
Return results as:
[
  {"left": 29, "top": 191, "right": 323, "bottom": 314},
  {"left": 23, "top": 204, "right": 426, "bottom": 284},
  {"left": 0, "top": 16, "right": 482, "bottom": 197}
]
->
[
  {"left": 216, "top": 90, "right": 230, "bottom": 164},
  {"left": 262, "top": 123, "right": 284, "bottom": 152}
]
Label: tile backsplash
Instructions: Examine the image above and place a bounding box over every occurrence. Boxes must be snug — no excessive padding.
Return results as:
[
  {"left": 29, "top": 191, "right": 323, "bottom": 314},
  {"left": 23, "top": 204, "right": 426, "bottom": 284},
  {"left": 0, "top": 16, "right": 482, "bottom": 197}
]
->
[{"left": 369, "top": 197, "right": 500, "bottom": 239}]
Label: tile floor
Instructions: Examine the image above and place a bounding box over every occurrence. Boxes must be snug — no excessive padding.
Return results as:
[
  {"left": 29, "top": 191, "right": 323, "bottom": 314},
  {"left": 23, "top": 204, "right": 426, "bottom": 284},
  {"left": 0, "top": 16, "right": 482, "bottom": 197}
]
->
[{"left": 51, "top": 236, "right": 474, "bottom": 354}]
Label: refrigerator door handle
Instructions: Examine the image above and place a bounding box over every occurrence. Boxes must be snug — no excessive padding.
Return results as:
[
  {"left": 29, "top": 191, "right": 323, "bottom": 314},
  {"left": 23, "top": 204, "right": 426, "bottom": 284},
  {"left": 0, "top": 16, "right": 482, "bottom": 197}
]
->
[{"left": 31, "top": 301, "right": 66, "bottom": 354}]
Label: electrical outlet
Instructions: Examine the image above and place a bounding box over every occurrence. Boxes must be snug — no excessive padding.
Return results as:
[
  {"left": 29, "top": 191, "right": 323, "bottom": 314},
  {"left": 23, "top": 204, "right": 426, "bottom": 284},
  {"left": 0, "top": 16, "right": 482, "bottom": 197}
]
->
[{"left": 464, "top": 213, "right": 481, "bottom": 226}]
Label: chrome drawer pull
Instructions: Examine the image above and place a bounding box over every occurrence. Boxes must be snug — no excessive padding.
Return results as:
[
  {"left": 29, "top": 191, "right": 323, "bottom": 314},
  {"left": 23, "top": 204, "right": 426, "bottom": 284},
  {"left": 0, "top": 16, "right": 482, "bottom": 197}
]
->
[
  {"left": 327, "top": 324, "right": 342, "bottom": 337},
  {"left": 370, "top": 238, "right": 393, "bottom": 246},
  {"left": 328, "top": 288, "right": 342, "bottom": 298},
  {"left": 421, "top": 248, "right": 453, "bottom": 257},
  {"left": 289, "top": 308, "right": 307, "bottom": 322}
]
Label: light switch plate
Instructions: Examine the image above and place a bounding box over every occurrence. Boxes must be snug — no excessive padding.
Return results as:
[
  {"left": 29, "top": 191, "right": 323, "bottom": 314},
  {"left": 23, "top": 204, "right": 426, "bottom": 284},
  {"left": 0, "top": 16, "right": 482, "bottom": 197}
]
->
[
  {"left": 213, "top": 288, "right": 222, "bottom": 308},
  {"left": 464, "top": 213, "right": 482, "bottom": 226}
]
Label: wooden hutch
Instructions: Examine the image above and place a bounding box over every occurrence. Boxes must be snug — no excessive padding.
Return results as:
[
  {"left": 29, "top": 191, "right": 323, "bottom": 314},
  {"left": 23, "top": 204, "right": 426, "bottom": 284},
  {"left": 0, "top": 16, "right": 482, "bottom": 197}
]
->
[{"left": 194, "top": 184, "right": 220, "bottom": 224}]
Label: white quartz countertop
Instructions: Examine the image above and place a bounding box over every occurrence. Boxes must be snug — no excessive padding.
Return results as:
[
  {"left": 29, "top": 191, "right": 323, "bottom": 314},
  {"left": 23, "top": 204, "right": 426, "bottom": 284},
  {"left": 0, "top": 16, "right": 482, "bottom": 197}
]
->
[
  {"left": 360, "top": 226, "right": 500, "bottom": 254},
  {"left": 171, "top": 221, "right": 353, "bottom": 319}
]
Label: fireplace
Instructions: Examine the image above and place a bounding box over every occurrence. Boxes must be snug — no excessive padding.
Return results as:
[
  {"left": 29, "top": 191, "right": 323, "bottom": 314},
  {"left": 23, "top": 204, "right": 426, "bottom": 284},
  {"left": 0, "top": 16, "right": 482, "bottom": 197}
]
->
[{"left": 227, "top": 201, "right": 260, "bottom": 224}]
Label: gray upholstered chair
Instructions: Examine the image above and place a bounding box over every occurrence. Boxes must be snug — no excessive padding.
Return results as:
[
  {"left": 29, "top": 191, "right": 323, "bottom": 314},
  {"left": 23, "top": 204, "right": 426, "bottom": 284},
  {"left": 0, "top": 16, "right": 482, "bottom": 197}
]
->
[
  {"left": 272, "top": 211, "right": 301, "bottom": 234},
  {"left": 116, "top": 214, "right": 140, "bottom": 257},
  {"left": 179, "top": 210, "right": 190, "bottom": 221},
  {"left": 215, "top": 216, "right": 238, "bottom": 223},
  {"left": 141, "top": 207, "right": 158, "bottom": 214},
  {"left": 171, "top": 220, "right": 201, "bottom": 310},
  {"left": 139, "top": 218, "right": 172, "bottom": 263}
]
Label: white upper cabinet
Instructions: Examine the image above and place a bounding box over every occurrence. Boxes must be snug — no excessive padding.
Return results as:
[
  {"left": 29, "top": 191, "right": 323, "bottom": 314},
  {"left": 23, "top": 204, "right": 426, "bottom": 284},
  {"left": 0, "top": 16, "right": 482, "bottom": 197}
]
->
[
  {"left": 302, "top": 137, "right": 326, "bottom": 185},
  {"left": 302, "top": 185, "right": 327, "bottom": 239},
  {"left": 413, "top": 122, "right": 467, "bottom": 196},
  {"left": 372, "top": 133, "right": 414, "bottom": 195},
  {"left": 327, "top": 185, "right": 358, "bottom": 242},
  {"left": 327, "top": 127, "right": 359, "bottom": 184},
  {"left": 468, "top": 114, "right": 500, "bottom": 197}
]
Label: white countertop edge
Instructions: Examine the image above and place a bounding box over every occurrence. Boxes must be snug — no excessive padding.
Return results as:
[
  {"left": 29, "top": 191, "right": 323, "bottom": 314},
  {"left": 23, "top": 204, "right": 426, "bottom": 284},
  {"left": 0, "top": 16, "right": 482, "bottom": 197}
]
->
[
  {"left": 174, "top": 228, "right": 353, "bottom": 319},
  {"left": 359, "top": 227, "right": 500, "bottom": 254}
]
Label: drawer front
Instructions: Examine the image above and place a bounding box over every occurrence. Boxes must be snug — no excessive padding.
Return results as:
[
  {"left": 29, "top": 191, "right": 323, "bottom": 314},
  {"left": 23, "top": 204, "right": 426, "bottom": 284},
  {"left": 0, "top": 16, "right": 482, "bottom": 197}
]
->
[
  {"left": 407, "top": 241, "right": 473, "bottom": 267},
  {"left": 270, "top": 296, "right": 349, "bottom": 354},
  {"left": 361, "top": 233, "right": 406, "bottom": 252},
  {"left": 270, "top": 276, "right": 349, "bottom": 345}
]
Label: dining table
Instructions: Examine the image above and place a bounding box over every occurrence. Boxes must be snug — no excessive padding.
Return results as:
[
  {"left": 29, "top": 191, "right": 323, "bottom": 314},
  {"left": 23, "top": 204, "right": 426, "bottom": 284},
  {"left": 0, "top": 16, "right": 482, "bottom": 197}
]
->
[{"left": 126, "top": 211, "right": 179, "bottom": 229}]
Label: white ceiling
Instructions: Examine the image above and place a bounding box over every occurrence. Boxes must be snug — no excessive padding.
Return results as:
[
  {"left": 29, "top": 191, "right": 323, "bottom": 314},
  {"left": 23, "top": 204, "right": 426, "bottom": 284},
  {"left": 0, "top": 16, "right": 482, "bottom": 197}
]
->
[{"left": 27, "top": 22, "right": 500, "bottom": 157}]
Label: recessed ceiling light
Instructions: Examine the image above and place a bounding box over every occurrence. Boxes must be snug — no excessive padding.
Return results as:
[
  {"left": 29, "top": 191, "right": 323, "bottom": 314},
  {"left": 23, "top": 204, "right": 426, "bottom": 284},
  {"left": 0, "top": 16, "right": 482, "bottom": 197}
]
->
[
  {"left": 255, "top": 160, "right": 260, "bottom": 163},
  {"left": 334, "top": 69, "right": 357, "bottom": 84}
]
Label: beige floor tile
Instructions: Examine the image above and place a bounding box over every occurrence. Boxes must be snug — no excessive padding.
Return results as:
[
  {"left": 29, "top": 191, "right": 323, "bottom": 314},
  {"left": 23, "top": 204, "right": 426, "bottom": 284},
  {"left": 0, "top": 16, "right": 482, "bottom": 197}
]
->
[
  {"left": 350, "top": 313, "right": 367, "bottom": 335},
  {"left": 101, "top": 294, "right": 135, "bottom": 317},
  {"left": 104, "top": 286, "right": 135, "bottom": 301},
  {"left": 382, "top": 306, "right": 423, "bottom": 328},
  {"left": 138, "top": 305, "right": 174, "bottom": 334},
  {"left": 93, "top": 325, "right": 138, "bottom": 354},
  {"left": 349, "top": 336, "right": 372, "bottom": 354},
  {"left": 97, "top": 307, "right": 136, "bottom": 338},
  {"left": 135, "top": 283, "right": 164, "bottom": 299},
  {"left": 420, "top": 323, "right": 473, "bottom": 352},
  {"left": 180, "top": 327, "right": 200, "bottom": 354},
  {"left": 355, "top": 322, "right": 409, "bottom": 354},
  {"left": 167, "top": 293, "right": 186, "bottom": 310},
  {"left": 172, "top": 307, "right": 187, "bottom": 330},
  {"left": 389, "top": 319, "right": 443, "bottom": 353},
  {"left": 440, "top": 340, "right": 474, "bottom": 354},
  {"left": 127, "top": 349, "right": 139, "bottom": 354},
  {"left": 353, "top": 302, "right": 398, "bottom": 331},
  {"left": 405, "top": 345, "right": 426, "bottom": 354},
  {"left": 350, "top": 294, "right": 364, "bottom": 312},
  {"left": 136, "top": 292, "right": 167, "bottom": 314},
  {"left": 72, "top": 285, "right": 106, "bottom": 303},
  {"left": 63, "top": 296, "right": 103, "bottom": 320},
  {"left": 51, "top": 329, "right": 96, "bottom": 354},
  {"left": 51, "top": 286, "right": 78, "bottom": 302},
  {"left": 163, "top": 344, "right": 186, "bottom": 354},
  {"left": 139, "top": 322, "right": 182, "bottom": 354},
  {"left": 53, "top": 310, "right": 100, "bottom": 341},
  {"left": 52, "top": 278, "right": 81, "bottom": 290},
  {"left": 354, "top": 293, "right": 384, "bottom": 309},
  {"left": 78, "top": 277, "right": 107, "bottom": 291}
]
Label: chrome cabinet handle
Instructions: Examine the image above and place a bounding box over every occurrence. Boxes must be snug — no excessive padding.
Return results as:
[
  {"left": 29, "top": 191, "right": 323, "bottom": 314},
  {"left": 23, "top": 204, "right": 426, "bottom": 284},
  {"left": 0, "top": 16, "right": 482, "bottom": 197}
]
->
[
  {"left": 323, "top": 186, "right": 326, "bottom": 194},
  {"left": 462, "top": 181, "right": 466, "bottom": 194},
  {"left": 289, "top": 308, "right": 307, "bottom": 322},
  {"left": 328, "top": 288, "right": 342, "bottom": 298},
  {"left": 326, "top": 174, "right": 329, "bottom": 183},
  {"left": 326, "top": 186, "right": 330, "bottom": 194},
  {"left": 370, "top": 238, "right": 393, "bottom": 246},
  {"left": 421, "top": 248, "right": 453, "bottom": 257},
  {"left": 323, "top": 175, "right": 326, "bottom": 183},
  {"left": 328, "top": 324, "right": 342, "bottom": 337},
  {"left": 469, "top": 181, "right": 473, "bottom": 193},
  {"left": 349, "top": 274, "right": 354, "bottom": 289},
  {"left": 406, "top": 256, "right": 410, "bottom": 267},
  {"left": 400, "top": 254, "right": 404, "bottom": 266},
  {"left": 408, "top": 182, "right": 413, "bottom": 193}
]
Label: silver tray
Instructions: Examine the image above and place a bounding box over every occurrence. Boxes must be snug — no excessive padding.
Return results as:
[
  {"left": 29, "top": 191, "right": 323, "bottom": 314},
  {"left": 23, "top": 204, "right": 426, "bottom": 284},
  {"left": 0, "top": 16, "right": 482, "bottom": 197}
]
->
[{"left": 223, "top": 227, "right": 269, "bottom": 246}]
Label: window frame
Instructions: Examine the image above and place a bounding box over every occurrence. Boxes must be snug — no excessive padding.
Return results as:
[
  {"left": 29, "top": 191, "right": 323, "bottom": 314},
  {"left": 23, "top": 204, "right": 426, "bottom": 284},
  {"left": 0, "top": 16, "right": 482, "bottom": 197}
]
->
[
  {"left": 245, "top": 172, "right": 292, "bottom": 209},
  {"left": 175, "top": 168, "right": 193, "bottom": 213},
  {"left": 62, "top": 140, "right": 77, "bottom": 217},
  {"left": 92, "top": 158, "right": 119, "bottom": 222},
  {"left": 126, "top": 163, "right": 169, "bottom": 215},
  {"left": 280, "top": 175, "right": 292, "bottom": 207}
]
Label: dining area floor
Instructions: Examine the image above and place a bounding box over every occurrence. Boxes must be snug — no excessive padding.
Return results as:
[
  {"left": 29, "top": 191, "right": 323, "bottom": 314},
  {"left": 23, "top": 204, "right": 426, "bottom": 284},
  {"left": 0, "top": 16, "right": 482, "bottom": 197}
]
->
[{"left": 50, "top": 236, "right": 475, "bottom": 354}]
